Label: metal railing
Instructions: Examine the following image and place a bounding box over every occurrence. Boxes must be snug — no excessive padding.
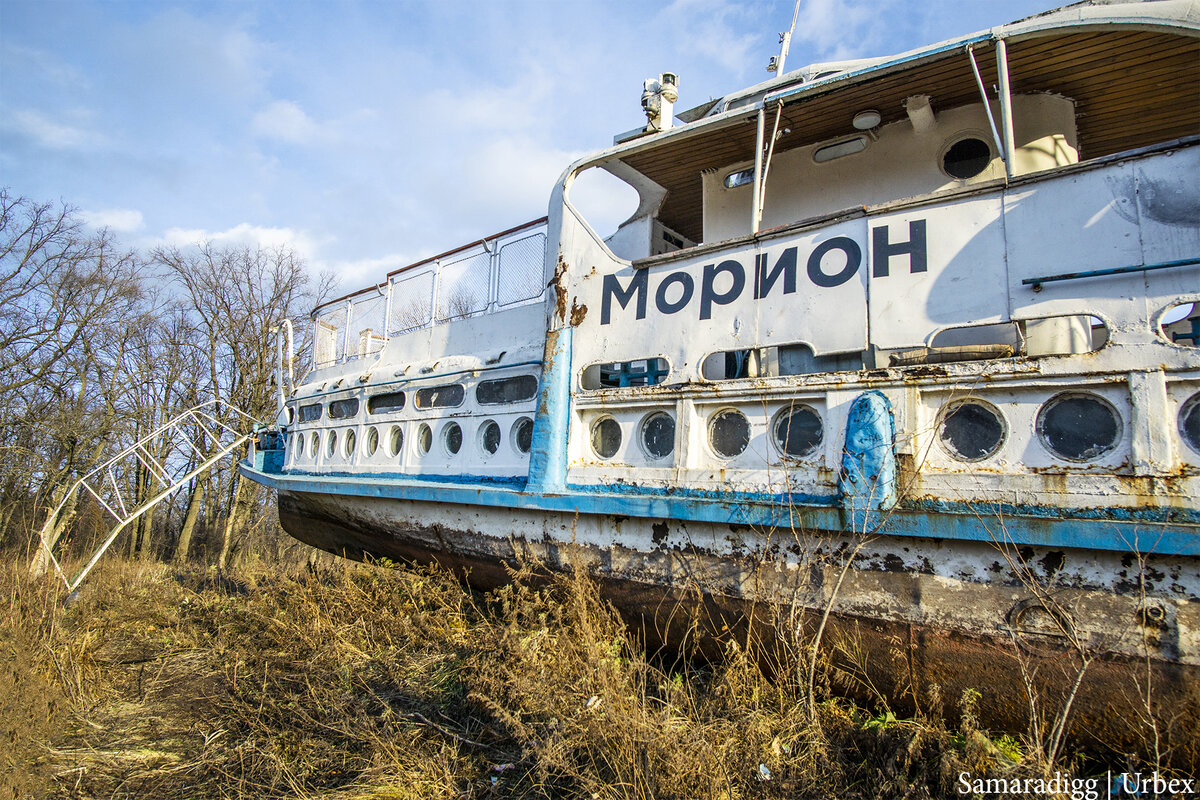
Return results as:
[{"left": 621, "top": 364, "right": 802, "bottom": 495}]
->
[
  {"left": 30, "top": 399, "right": 262, "bottom": 594},
  {"left": 313, "top": 220, "right": 548, "bottom": 368}
]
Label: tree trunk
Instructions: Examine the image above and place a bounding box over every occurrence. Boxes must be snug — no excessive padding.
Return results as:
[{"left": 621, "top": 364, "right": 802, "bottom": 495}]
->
[
  {"left": 174, "top": 479, "right": 204, "bottom": 564},
  {"left": 218, "top": 474, "right": 247, "bottom": 570}
]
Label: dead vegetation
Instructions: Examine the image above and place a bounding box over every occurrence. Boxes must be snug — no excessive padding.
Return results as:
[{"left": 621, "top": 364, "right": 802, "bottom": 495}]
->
[{"left": 1, "top": 554, "right": 1135, "bottom": 799}]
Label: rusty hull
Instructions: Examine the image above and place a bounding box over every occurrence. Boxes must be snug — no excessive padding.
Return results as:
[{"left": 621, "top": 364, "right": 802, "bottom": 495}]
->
[{"left": 278, "top": 489, "right": 1200, "bottom": 770}]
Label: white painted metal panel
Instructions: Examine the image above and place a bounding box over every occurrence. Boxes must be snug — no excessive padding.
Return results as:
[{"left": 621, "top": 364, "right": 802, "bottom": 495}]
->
[
  {"left": 1137, "top": 146, "right": 1200, "bottom": 300},
  {"left": 1006, "top": 162, "right": 1147, "bottom": 323},
  {"left": 867, "top": 197, "right": 1008, "bottom": 350}
]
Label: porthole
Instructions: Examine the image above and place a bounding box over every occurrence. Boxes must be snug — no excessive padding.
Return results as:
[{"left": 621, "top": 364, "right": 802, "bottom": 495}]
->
[
  {"left": 327, "top": 430, "right": 338, "bottom": 458},
  {"left": 1180, "top": 393, "right": 1200, "bottom": 454},
  {"left": 709, "top": 409, "right": 750, "bottom": 459},
  {"left": 366, "top": 426, "right": 379, "bottom": 456},
  {"left": 941, "top": 136, "right": 992, "bottom": 180},
  {"left": 1036, "top": 393, "right": 1122, "bottom": 461},
  {"left": 417, "top": 423, "right": 433, "bottom": 455},
  {"left": 344, "top": 429, "right": 357, "bottom": 457},
  {"left": 480, "top": 420, "right": 501, "bottom": 455},
  {"left": 444, "top": 422, "right": 463, "bottom": 455},
  {"left": 640, "top": 412, "right": 675, "bottom": 460},
  {"left": 591, "top": 416, "right": 622, "bottom": 460},
  {"left": 512, "top": 417, "right": 534, "bottom": 455},
  {"left": 388, "top": 425, "right": 404, "bottom": 457},
  {"left": 308, "top": 431, "right": 319, "bottom": 458},
  {"left": 772, "top": 404, "right": 823, "bottom": 459},
  {"left": 938, "top": 400, "right": 1005, "bottom": 462}
]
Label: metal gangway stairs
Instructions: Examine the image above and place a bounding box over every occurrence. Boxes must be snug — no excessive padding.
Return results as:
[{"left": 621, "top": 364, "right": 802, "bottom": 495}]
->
[{"left": 31, "top": 399, "right": 262, "bottom": 594}]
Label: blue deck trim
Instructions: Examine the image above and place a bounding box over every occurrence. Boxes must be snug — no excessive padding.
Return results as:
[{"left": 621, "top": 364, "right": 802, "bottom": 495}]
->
[{"left": 241, "top": 459, "right": 1200, "bottom": 556}]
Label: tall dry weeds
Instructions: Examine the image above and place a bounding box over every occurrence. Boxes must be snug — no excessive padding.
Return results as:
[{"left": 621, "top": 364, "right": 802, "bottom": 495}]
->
[{"left": 2, "top": 554, "right": 1046, "bottom": 799}]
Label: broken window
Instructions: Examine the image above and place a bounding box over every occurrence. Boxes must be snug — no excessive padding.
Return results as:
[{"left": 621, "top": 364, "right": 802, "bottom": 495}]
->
[
  {"left": 329, "top": 398, "right": 360, "bottom": 419},
  {"left": 639, "top": 412, "right": 675, "bottom": 460},
  {"left": 772, "top": 404, "right": 823, "bottom": 459},
  {"left": 591, "top": 416, "right": 622, "bottom": 459},
  {"left": 415, "top": 384, "right": 465, "bottom": 409},
  {"left": 368, "top": 391, "right": 406, "bottom": 414},
  {"left": 938, "top": 399, "right": 1006, "bottom": 462},
  {"left": 709, "top": 409, "right": 750, "bottom": 458},
  {"left": 477, "top": 375, "right": 539, "bottom": 405},
  {"left": 1036, "top": 393, "right": 1122, "bottom": 461},
  {"left": 581, "top": 358, "right": 670, "bottom": 390}
]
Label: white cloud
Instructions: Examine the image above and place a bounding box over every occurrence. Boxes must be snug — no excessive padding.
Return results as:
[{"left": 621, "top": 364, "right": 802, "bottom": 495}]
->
[
  {"left": 454, "top": 135, "right": 581, "bottom": 221},
  {"left": 158, "top": 222, "right": 319, "bottom": 260},
  {"left": 9, "top": 109, "right": 97, "bottom": 150},
  {"left": 792, "top": 0, "right": 898, "bottom": 61},
  {"left": 251, "top": 100, "right": 331, "bottom": 144},
  {"left": 80, "top": 207, "right": 144, "bottom": 233},
  {"left": 658, "top": 0, "right": 759, "bottom": 76}
]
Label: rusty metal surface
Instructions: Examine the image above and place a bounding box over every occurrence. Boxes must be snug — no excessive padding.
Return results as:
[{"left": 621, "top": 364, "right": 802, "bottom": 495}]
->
[{"left": 278, "top": 488, "right": 1200, "bottom": 769}]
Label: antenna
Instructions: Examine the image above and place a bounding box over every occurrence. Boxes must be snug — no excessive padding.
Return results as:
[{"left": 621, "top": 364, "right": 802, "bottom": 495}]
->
[{"left": 768, "top": 0, "right": 803, "bottom": 75}]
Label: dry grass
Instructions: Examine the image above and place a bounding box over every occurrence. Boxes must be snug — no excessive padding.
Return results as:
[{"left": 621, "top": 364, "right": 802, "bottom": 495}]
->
[{"left": 3, "top": 554, "right": 1069, "bottom": 799}]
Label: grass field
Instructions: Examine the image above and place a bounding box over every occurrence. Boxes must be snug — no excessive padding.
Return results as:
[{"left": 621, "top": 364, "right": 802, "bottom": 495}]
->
[{"left": 0, "top": 554, "right": 1138, "bottom": 799}]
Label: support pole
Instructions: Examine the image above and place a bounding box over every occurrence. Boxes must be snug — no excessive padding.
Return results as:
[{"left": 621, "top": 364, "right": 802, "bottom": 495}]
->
[
  {"left": 752, "top": 107, "right": 765, "bottom": 234},
  {"left": 966, "top": 45, "right": 1006, "bottom": 175},
  {"left": 996, "top": 38, "right": 1016, "bottom": 181}
]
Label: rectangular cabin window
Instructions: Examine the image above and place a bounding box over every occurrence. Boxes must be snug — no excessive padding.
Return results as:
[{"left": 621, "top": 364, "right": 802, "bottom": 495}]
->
[
  {"left": 367, "top": 391, "right": 406, "bottom": 414},
  {"left": 701, "top": 346, "right": 863, "bottom": 379},
  {"left": 414, "top": 384, "right": 465, "bottom": 409},
  {"left": 581, "top": 358, "right": 670, "bottom": 390},
  {"left": 298, "top": 403, "right": 322, "bottom": 422},
  {"left": 328, "top": 398, "right": 360, "bottom": 419},
  {"left": 476, "top": 375, "right": 539, "bottom": 405}
]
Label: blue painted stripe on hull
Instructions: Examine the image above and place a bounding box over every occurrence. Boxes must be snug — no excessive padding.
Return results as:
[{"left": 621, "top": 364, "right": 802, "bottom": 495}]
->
[{"left": 240, "top": 460, "right": 1200, "bottom": 556}]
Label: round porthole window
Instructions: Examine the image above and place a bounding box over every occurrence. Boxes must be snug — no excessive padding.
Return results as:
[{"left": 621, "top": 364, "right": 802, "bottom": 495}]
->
[
  {"left": 591, "top": 416, "right": 622, "bottom": 460},
  {"left": 344, "top": 429, "right": 357, "bottom": 457},
  {"left": 942, "top": 136, "right": 992, "bottom": 180},
  {"left": 938, "top": 399, "right": 1006, "bottom": 462},
  {"left": 640, "top": 412, "right": 675, "bottom": 460},
  {"left": 1036, "top": 393, "right": 1122, "bottom": 461},
  {"left": 772, "top": 405, "right": 823, "bottom": 459},
  {"left": 443, "top": 422, "right": 462, "bottom": 455},
  {"left": 479, "top": 420, "right": 501, "bottom": 455},
  {"left": 365, "top": 426, "right": 379, "bottom": 456},
  {"left": 327, "top": 430, "right": 338, "bottom": 458},
  {"left": 388, "top": 425, "right": 403, "bottom": 457},
  {"left": 1180, "top": 393, "right": 1200, "bottom": 454},
  {"left": 417, "top": 423, "right": 433, "bottom": 455},
  {"left": 709, "top": 409, "right": 750, "bottom": 459},
  {"left": 309, "top": 431, "right": 319, "bottom": 458},
  {"left": 512, "top": 417, "right": 534, "bottom": 455}
]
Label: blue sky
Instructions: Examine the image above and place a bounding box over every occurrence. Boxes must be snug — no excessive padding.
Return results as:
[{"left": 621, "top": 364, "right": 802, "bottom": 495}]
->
[{"left": 1, "top": 0, "right": 1059, "bottom": 290}]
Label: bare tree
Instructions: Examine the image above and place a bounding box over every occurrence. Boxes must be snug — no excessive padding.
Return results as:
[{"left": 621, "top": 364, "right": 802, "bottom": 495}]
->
[
  {"left": 0, "top": 191, "right": 143, "bottom": 555},
  {"left": 152, "top": 241, "right": 333, "bottom": 567}
]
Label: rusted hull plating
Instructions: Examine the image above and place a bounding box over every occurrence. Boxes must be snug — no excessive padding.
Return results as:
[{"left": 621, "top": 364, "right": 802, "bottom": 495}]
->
[{"left": 277, "top": 488, "right": 1200, "bottom": 768}]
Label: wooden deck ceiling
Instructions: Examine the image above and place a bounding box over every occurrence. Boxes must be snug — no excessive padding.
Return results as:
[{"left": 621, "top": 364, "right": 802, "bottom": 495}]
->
[{"left": 619, "top": 29, "right": 1200, "bottom": 244}]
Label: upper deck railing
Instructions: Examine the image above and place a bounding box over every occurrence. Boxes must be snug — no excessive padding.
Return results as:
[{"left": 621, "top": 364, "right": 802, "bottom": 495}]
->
[{"left": 312, "top": 219, "right": 548, "bottom": 368}]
